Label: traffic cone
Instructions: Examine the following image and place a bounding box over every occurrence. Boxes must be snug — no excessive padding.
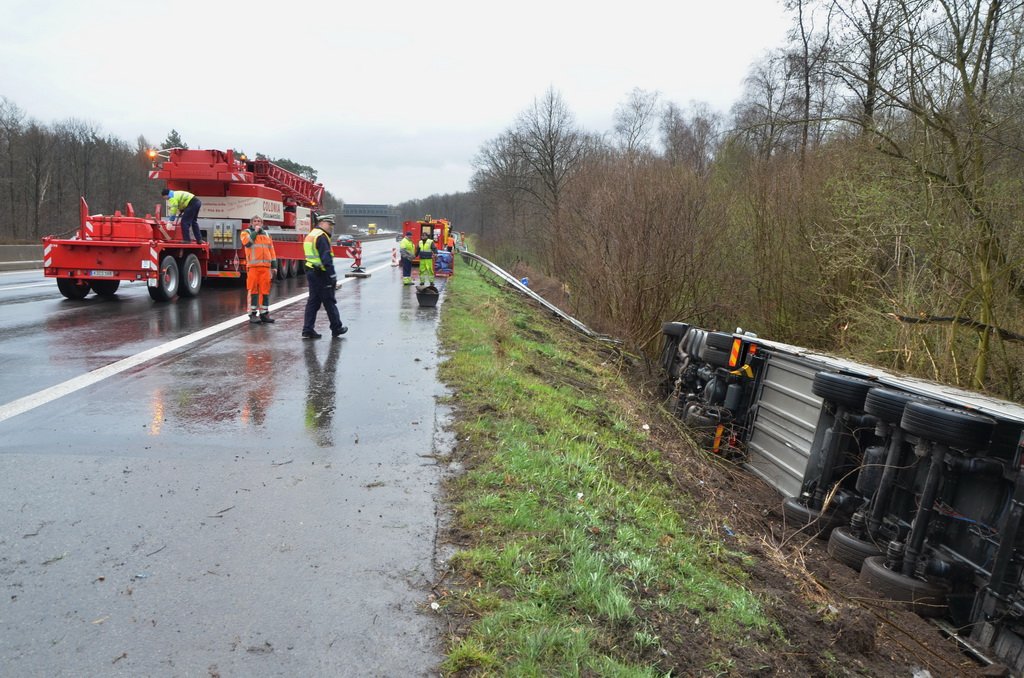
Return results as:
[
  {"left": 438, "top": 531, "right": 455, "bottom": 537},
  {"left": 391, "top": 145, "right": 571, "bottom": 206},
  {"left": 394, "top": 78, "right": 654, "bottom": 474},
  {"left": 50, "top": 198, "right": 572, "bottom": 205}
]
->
[{"left": 391, "top": 248, "right": 399, "bottom": 266}]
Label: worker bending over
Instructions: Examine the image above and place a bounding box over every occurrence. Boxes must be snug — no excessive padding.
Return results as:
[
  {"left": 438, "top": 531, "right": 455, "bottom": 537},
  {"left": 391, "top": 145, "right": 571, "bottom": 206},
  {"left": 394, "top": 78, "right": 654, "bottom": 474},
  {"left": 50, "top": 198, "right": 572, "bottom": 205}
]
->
[{"left": 161, "top": 188, "right": 204, "bottom": 244}]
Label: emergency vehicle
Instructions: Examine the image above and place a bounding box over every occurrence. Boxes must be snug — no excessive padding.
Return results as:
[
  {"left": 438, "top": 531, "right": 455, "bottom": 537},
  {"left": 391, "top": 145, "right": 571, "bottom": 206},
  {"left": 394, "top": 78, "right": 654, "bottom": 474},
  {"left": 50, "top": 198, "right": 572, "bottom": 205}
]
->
[
  {"left": 42, "top": 148, "right": 365, "bottom": 301},
  {"left": 404, "top": 215, "right": 455, "bottom": 278}
]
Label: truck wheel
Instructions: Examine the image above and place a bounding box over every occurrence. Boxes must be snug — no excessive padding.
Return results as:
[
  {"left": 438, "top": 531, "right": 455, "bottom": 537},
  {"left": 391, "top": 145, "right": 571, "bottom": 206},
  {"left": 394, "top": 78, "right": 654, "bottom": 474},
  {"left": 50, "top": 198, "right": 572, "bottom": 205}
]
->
[
  {"left": 662, "top": 322, "right": 689, "bottom": 337},
  {"left": 864, "top": 387, "right": 932, "bottom": 424},
  {"left": 704, "top": 331, "right": 734, "bottom": 351},
  {"left": 858, "top": 556, "right": 947, "bottom": 617},
  {"left": 811, "top": 372, "right": 874, "bottom": 410},
  {"left": 90, "top": 279, "right": 120, "bottom": 297},
  {"left": 782, "top": 496, "right": 846, "bottom": 539},
  {"left": 700, "top": 345, "right": 731, "bottom": 368},
  {"left": 276, "top": 263, "right": 287, "bottom": 280},
  {"left": 57, "top": 277, "right": 90, "bottom": 300},
  {"left": 901, "top": 401, "right": 996, "bottom": 450},
  {"left": 178, "top": 254, "right": 202, "bottom": 298},
  {"left": 148, "top": 255, "right": 180, "bottom": 301},
  {"left": 827, "top": 527, "right": 883, "bottom": 571}
]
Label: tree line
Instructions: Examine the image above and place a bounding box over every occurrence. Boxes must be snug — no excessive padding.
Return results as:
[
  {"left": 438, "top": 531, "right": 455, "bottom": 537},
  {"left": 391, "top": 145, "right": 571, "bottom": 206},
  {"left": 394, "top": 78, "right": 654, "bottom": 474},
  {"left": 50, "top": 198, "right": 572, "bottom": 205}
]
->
[
  {"left": 401, "top": 0, "right": 1024, "bottom": 400},
  {"left": 0, "top": 105, "right": 342, "bottom": 242}
]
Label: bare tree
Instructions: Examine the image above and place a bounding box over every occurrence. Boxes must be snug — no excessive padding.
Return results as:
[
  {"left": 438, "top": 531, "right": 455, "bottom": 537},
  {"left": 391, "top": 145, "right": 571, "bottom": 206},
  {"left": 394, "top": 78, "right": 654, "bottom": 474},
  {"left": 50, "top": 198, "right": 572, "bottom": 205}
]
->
[
  {"left": 659, "top": 101, "right": 722, "bottom": 175},
  {"left": 612, "top": 87, "right": 660, "bottom": 156},
  {"left": 0, "top": 98, "right": 26, "bottom": 236}
]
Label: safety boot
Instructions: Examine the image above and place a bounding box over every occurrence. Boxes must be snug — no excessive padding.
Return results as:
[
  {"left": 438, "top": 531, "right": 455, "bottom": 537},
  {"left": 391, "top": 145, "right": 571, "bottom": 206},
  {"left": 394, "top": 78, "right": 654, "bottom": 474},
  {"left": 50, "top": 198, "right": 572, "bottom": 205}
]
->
[
  {"left": 248, "top": 312, "right": 260, "bottom": 324},
  {"left": 260, "top": 313, "right": 275, "bottom": 324}
]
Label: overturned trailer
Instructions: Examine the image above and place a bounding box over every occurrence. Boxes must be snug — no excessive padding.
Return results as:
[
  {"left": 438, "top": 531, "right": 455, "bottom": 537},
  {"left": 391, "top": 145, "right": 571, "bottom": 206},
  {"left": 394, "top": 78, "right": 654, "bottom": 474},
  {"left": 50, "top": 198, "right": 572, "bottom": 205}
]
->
[{"left": 661, "top": 322, "right": 1024, "bottom": 671}]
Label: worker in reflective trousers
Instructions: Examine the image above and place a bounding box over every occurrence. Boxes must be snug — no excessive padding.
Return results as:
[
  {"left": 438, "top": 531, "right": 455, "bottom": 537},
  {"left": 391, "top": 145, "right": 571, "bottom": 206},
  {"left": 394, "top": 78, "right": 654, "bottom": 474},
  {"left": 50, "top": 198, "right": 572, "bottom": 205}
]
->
[
  {"left": 417, "top": 231, "right": 437, "bottom": 285},
  {"left": 240, "top": 215, "right": 278, "bottom": 323},
  {"left": 302, "top": 214, "right": 348, "bottom": 339},
  {"left": 161, "top": 188, "right": 204, "bottom": 243},
  {"left": 399, "top": 230, "right": 416, "bottom": 285}
]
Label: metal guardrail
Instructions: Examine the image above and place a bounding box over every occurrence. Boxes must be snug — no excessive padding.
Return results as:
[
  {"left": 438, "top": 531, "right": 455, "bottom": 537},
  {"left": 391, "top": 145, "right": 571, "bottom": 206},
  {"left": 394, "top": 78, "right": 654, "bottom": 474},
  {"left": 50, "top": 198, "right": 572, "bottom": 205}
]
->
[{"left": 459, "top": 250, "right": 620, "bottom": 345}]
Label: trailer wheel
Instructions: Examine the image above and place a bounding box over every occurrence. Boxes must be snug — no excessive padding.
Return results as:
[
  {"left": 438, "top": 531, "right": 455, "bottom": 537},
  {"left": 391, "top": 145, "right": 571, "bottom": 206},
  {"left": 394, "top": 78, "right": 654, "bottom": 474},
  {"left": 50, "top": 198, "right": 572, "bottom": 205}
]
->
[
  {"left": 89, "top": 279, "right": 120, "bottom": 297},
  {"left": 57, "top": 277, "right": 90, "bottom": 300},
  {"left": 276, "top": 263, "right": 287, "bottom": 280},
  {"left": 782, "top": 497, "right": 846, "bottom": 539},
  {"left": 827, "top": 527, "right": 883, "bottom": 571},
  {"left": 901, "top": 401, "right": 996, "bottom": 450},
  {"left": 858, "top": 556, "right": 947, "bottom": 616},
  {"left": 811, "top": 372, "right": 874, "bottom": 410},
  {"left": 178, "top": 254, "right": 202, "bottom": 298},
  {"left": 148, "top": 255, "right": 180, "bottom": 301},
  {"left": 864, "top": 387, "right": 932, "bottom": 424}
]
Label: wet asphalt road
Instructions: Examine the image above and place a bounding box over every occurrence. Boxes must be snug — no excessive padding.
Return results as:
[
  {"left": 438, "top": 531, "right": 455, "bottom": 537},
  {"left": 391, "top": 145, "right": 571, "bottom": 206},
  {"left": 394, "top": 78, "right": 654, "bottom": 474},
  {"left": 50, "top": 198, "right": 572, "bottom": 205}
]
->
[{"left": 0, "top": 241, "right": 449, "bottom": 676}]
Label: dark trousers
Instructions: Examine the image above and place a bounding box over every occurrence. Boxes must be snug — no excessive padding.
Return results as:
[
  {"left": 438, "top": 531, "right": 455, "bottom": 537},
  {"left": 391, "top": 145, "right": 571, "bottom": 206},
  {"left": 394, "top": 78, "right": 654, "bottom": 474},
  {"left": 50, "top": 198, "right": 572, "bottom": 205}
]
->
[
  {"left": 181, "top": 198, "right": 203, "bottom": 242},
  {"left": 303, "top": 270, "right": 343, "bottom": 333},
  {"left": 401, "top": 258, "right": 412, "bottom": 278}
]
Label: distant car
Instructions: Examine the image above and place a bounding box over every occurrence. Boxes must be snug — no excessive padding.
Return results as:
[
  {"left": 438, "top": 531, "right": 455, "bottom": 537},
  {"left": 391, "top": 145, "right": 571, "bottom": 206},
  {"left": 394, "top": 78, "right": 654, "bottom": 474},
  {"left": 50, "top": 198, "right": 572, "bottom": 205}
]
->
[
  {"left": 336, "top": 235, "right": 357, "bottom": 247},
  {"left": 395, "top": 234, "right": 402, "bottom": 242}
]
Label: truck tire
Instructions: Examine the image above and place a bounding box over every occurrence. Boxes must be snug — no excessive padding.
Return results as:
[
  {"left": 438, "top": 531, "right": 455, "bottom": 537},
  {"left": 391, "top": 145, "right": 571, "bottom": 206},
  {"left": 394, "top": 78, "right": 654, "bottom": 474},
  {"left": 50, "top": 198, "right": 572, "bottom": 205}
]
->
[
  {"left": 178, "top": 254, "right": 202, "bottom": 298},
  {"left": 704, "top": 332, "right": 734, "bottom": 351},
  {"left": 900, "top": 401, "right": 996, "bottom": 450},
  {"left": 57, "top": 277, "right": 90, "bottom": 300},
  {"left": 286, "top": 259, "right": 298, "bottom": 278},
  {"left": 89, "top": 279, "right": 120, "bottom": 297},
  {"left": 276, "top": 263, "right": 287, "bottom": 280},
  {"left": 858, "top": 556, "right": 948, "bottom": 617},
  {"left": 811, "top": 372, "right": 874, "bottom": 410},
  {"left": 827, "top": 527, "right": 883, "bottom": 571},
  {"left": 864, "top": 387, "right": 932, "bottom": 424},
  {"left": 700, "top": 345, "right": 731, "bottom": 368},
  {"left": 148, "top": 255, "right": 180, "bottom": 302},
  {"left": 782, "top": 497, "right": 846, "bottom": 539},
  {"left": 662, "top": 322, "right": 689, "bottom": 337}
]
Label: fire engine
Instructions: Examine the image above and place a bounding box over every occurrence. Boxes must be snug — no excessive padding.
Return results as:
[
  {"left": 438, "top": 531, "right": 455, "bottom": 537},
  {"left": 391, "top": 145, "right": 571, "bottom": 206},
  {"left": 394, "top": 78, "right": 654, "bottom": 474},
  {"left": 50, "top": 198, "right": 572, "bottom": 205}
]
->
[
  {"left": 42, "top": 148, "right": 366, "bottom": 301},
  {"left": 404, "top": 215, "right": 455, "bottom": 278}
]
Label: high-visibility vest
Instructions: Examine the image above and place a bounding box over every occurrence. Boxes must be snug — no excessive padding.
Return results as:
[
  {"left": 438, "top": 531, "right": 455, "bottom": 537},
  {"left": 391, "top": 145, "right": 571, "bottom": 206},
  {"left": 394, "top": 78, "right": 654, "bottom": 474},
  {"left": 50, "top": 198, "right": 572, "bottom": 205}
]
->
[
  {"left": 418, "top": 238, "right": 435, "bottom": 258},
  {"left": 166, "top": 191, "right": 195, "bottom": 216},
  {"left": 400, "top": 237, "right": 416, "bottom": 260},
  {"left": 304, "top": 228, "right": 330, "bottom": 270},
  {"left": 240, "top": 229, "right": 277, "bottom": 268}
]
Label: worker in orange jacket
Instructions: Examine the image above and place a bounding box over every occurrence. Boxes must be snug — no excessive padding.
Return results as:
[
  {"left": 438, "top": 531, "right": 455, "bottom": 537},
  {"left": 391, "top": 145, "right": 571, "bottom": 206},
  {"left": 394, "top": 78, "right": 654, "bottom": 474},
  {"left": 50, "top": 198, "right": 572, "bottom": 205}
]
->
[{"left": 240, "top": 215, "right": 278, "bottom": 323}]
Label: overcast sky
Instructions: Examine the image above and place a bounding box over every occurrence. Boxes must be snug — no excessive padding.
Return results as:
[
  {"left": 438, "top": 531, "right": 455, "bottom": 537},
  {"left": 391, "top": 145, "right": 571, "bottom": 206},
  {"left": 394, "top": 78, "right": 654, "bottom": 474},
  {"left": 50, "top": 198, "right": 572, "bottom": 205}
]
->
[{"left": 1, "top": 0, "right": 790, "bottom": 205}]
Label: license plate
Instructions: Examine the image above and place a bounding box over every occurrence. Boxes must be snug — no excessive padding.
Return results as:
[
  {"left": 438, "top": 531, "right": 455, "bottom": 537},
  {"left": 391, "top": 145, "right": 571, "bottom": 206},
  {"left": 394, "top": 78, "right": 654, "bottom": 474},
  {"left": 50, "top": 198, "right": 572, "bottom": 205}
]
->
[{"left": 90, "top": 270, "right": 115, "bottom": 277}]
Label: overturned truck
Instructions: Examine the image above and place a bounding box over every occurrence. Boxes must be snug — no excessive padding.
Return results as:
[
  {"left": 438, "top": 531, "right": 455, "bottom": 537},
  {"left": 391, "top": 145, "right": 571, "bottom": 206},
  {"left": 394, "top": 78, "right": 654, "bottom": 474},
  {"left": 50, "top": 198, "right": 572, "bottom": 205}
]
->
[{"left": 660, "top": 322, "right": 1024, "bottom": 671}]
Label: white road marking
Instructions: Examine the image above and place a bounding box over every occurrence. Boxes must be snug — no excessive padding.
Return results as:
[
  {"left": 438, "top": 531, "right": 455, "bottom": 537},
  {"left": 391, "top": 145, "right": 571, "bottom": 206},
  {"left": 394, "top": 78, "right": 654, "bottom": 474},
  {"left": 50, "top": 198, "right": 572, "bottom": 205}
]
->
[
  {"left": 0, "top": 261, "right": 391, "bottom": 424},
  {"left": 0, "top": 282, "right": 54, "bottom": 292}
]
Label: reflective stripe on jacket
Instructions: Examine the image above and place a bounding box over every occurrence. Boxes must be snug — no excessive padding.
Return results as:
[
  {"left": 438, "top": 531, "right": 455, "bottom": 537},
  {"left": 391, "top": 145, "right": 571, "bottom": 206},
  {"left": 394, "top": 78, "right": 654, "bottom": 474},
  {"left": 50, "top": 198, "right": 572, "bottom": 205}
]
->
[
  {"left": 240, "top": 229, "right": 277, "bottom": 268},
  {"left": 417, "top": 238, "right": 436, "bottom": 258},
  {"left": 166, "top": 191, "right": 196, "bottom": 216}
]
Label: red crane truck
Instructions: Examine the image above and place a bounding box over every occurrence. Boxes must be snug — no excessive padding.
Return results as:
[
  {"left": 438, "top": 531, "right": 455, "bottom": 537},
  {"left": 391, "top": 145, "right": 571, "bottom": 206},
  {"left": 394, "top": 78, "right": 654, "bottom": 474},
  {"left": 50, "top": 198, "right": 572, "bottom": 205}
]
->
[{"left": 42, "top": 148, "right": 366, "bottom": 301}]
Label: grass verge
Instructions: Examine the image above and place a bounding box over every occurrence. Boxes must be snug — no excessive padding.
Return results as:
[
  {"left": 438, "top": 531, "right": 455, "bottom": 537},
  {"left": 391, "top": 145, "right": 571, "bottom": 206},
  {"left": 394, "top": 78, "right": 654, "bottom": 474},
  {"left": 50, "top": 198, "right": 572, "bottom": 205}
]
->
[{"left": 434, "top": 264, "right": 781, "bottom": 676}]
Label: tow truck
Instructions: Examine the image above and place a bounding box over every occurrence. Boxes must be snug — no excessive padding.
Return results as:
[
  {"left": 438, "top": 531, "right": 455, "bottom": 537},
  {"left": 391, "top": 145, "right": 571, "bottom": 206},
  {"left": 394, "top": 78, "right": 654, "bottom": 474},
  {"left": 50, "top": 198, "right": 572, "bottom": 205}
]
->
[{"left": 42, "top": 148, "right": 367, "bottom": 301}]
